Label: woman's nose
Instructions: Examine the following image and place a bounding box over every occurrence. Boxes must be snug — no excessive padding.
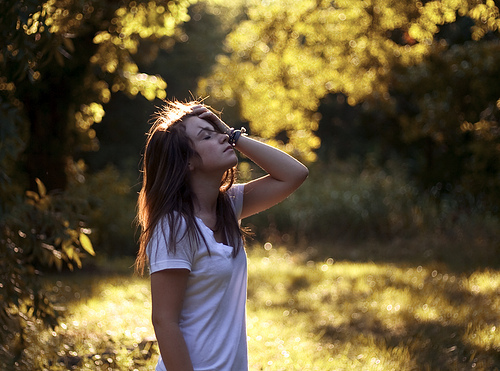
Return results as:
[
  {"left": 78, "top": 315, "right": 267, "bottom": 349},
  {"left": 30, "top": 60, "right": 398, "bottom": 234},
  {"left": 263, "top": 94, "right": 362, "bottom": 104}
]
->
[{"left": 219, "top": 132, "right": 228, "bottom": 143}]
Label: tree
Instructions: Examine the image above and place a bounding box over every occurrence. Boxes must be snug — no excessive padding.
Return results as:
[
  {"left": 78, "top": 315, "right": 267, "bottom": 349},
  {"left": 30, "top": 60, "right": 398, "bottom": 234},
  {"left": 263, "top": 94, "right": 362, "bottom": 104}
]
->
[
  {"left": 0, "top": 0, "right": 194, "bottom": 191},
  {"left": 198, "top": 0, "right": 500, "bottom": 205},
  {"left": 0, "top": 179, "right": 96, "bottom": 367},
  {"left": 388, "top": 39, "right": 500, "bottom": 203},
  {"left": 0, "top": 0, "right": 194, "bottom": 365}
]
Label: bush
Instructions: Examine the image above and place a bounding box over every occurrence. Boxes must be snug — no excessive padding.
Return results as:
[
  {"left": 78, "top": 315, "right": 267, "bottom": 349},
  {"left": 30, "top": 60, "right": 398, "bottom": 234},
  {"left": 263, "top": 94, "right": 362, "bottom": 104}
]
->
[
  {"left": 0, "top": 179, "right": 95, "bottom": 368},
  {"left": 67, "top": 164, "right": 139, "bottom": 257},
  {"left": 245, "top": 159, "right": 500, "bottom": 246}
]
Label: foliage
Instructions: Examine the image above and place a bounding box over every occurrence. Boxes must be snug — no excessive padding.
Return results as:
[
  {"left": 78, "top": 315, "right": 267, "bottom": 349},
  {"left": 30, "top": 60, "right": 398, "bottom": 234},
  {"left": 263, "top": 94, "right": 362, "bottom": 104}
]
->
[
  {"left": 387, "top": 39, "right": 500, "bottom": 205},
  {"left": 198, "top": 0, "right": 500, "bottom": 206},
  {"left": 247, "top": 160, "right": 422, "bottom": 243},
  {"left": 0, "top": 0, "right": 193, "bottom": 190},
  {"left": 0, "top": 179, "right": 94, "bottom": 367},
  {"left": 67, "top": 164, "right": 138, "bottom": 257},
  {"left": 245, "top": 159, "right": 500, "bottom": 260},
  {"left": 0, "top": 96, "right": 28, "bottom": 205},
  {"left": 0, "top": 1, "right": 194, "bottom": 365}
]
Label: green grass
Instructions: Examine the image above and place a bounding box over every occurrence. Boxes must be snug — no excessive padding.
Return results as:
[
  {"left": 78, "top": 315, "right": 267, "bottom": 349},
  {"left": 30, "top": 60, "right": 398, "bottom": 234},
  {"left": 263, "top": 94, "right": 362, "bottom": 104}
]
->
[
  {"left": 21, "top": 240, "right": 500, "bottom": 370},
  {"left": 24, "top": 268, "right": 158, "bottom": 370},
  {"left": 247, "top": 245, "right": 500, "bottom": 370}
]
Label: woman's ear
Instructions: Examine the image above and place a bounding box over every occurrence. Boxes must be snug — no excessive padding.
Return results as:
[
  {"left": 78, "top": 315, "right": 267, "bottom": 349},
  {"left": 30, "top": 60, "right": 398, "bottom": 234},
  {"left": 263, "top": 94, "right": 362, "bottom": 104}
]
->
[{"left": 188, "top": 153, "right": 201, "bottom": 172}]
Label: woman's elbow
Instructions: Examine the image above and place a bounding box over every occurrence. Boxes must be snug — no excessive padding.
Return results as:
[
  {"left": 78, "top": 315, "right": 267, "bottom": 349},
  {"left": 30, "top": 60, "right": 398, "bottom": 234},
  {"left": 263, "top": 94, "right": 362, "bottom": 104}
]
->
[
  {"left": 152, "top": 310, "right": 177, "bottom": 331},
  {"left": 295, "top": 164, "right": 309, "bottom": 184},
  {"left": 286, "top": 165, "right": 308, "bottom": 191}
]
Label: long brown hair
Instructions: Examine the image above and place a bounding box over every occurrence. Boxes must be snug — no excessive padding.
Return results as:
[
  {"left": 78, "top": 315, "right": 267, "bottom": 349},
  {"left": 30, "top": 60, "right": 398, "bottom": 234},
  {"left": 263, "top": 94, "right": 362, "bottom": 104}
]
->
[{"left": 135, "top": 100, "right": 243, "bottom": 275}]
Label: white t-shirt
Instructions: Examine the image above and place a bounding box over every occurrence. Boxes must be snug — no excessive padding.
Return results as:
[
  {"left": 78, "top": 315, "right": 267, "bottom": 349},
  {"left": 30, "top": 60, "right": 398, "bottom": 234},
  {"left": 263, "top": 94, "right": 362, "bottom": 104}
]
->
[{"left": 147, "top": 184, "right": 248, "bottom": 371}]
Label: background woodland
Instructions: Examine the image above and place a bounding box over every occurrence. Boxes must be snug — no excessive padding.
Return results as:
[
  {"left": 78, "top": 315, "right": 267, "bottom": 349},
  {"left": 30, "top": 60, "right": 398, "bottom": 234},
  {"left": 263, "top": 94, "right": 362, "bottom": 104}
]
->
[{"left": 1, "top": 0, "right": 499, "bottom": 368}]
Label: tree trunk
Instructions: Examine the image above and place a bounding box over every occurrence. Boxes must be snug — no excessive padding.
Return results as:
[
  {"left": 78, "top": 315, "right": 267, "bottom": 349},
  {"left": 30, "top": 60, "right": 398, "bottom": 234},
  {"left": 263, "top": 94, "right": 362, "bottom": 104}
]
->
[{"left": 23, "top": 72, "right": 73, "bottom": 192}]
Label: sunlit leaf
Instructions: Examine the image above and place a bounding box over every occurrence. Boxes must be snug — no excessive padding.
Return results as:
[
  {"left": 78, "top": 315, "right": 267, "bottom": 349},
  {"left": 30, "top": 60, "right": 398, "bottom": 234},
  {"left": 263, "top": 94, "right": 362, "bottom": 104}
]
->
[
  {"left": 79, "top": 233, "right": 95, "bottom": 256},
  {"left": 35, "top": 178, "right": 46, "bottom": 197},
  {"left": 73, "top": 253, "right": 82, "bottom": 269},
  {"left": 63, "top": 243, "right": 74, "bottom": 260},
  {"left": 54, "top": 256, "right": 63, "bottom": 272},
  {"left": 25, "top": 190, "right": 39, "bottom": 202}
]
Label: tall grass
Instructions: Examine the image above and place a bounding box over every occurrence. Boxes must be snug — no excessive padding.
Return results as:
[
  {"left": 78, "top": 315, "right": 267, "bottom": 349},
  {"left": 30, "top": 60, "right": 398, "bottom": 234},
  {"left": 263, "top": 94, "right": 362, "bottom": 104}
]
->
[{"left": 19, "top": 263, "right": 158, "bottom": 370}]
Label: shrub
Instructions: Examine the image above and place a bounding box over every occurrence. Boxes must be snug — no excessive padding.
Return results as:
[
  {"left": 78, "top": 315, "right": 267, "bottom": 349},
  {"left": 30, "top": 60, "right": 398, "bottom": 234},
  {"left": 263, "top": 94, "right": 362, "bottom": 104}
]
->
[
  {"left": 0, "top": 179, "right": 95, "bottom": 368},
  {"left": 245, "top": 159, "right": 500, "bottom": 245},
  {"left": 67, "top": 164, "right": 138, "bottom": 258}
]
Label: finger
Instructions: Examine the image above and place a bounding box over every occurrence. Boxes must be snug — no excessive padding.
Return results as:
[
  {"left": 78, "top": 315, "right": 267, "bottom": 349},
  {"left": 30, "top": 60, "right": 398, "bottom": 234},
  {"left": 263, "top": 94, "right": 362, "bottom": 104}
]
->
[
  {"left": 197, "top": 112, "right": 214, "bottom": 121},
  {"left": 198, "top": 112, "right": 229, "bottom": 132},
  {"left": 192, "top": 107, "right": 208, "bottom": 115}
]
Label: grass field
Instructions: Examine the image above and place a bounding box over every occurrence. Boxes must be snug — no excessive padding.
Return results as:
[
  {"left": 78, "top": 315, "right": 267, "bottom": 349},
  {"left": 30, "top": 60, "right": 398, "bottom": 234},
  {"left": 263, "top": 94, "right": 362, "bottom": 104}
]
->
[{"left": 22, "top": 237, "right": 500, "bottom": 370}]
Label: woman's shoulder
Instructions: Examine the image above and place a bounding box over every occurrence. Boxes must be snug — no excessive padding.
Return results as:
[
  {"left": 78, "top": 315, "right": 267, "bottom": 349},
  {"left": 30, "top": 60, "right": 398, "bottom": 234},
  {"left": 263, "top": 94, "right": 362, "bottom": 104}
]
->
[
  {"left": 148, "top": 212, "right": 194, "bottom": 252},
  {"left": 227, "top": 183, "right": 245, "bottom": 219},
  {"left": 152, "top": 212, "right": 186, "bottom": 236},
  {"left": 147, "top": 213, "right": 197, "bottom": 266}
]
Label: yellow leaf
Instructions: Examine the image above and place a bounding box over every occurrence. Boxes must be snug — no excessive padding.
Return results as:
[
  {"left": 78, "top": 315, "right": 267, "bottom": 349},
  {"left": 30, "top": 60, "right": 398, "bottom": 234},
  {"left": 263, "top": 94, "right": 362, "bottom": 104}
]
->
[
  {"left": 63, "top": 37, "right": 75, "bottom": 53},
  {"left": 79, "top": 233, "right": 95, "bottom": 256},
  {"left": 63, "top": 244, "right": 74, "bottom": 260},
  {"left": 54, "top": 257, "right": 63, "bottom": 272},
  {"left": 73, "top": 253, "right": 82, "bottom": 269},
  {"left": 25, "top": 190, "right": 40, "bottom": 202},
  {"left": 62, "top": 239, "right": 72, "bottom": 250},
  {"left": 35, "top": 178, "right": 46, "bottom": 197}
]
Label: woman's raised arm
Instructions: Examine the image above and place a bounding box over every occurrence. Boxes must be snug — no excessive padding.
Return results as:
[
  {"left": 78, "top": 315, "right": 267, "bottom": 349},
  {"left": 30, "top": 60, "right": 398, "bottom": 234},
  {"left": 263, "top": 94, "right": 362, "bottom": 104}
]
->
[
  {"left": 234, "top": 134, "right": 309, "bottom": 219},
  {"left": 195, "top": 105, "right": 308, "bottom": 219}
]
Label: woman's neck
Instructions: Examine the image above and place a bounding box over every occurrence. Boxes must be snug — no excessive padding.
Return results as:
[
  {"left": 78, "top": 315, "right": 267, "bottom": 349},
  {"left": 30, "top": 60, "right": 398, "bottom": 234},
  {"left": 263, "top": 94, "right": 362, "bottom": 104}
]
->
[
  {"left": 191, "top": 181, "right": 221, "bottom": 238},
  {"left": 190, "top": 174, "right": 220, "bottom": 217}
]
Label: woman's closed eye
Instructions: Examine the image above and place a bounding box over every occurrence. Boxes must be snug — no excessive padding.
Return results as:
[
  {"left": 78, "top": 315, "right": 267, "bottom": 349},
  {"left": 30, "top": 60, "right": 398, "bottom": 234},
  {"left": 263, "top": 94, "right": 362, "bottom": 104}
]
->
[{"left": 201, "top": 128, "right": 220, "bottom": 140}]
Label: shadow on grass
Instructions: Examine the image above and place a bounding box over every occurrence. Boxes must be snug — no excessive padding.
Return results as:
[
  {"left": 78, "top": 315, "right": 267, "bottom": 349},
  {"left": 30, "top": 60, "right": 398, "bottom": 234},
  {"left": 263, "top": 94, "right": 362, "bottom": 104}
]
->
[
  {"left": 295, "top": 231, "right": 500, "bottom": 274},
  {"left": 314, "top": 286, "right": 500, "bottom": 370},
  {"left": 247, "top": 241, "right": 500, "bottom": 370},
  {"left": 36, "top": 236, "right": 500, "bottom": 370},
  {"left": 33, "top": 257, "right": 156, "bottom": 370},
  {"left": 43, "top": 256, "right": 137, "bottom": 305}
]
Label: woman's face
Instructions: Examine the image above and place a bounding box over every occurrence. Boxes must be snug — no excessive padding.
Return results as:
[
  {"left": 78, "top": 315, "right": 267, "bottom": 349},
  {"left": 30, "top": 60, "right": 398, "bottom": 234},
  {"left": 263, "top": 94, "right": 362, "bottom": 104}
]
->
[{"left": 183, "top": 115, "right": 238, "bottom": 174}]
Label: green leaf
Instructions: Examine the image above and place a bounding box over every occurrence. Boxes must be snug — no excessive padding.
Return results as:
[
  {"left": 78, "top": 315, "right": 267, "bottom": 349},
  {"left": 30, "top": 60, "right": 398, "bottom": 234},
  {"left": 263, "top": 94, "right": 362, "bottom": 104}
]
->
[{"left": 79, "top": 233, "right": 95, "bottom": 256}]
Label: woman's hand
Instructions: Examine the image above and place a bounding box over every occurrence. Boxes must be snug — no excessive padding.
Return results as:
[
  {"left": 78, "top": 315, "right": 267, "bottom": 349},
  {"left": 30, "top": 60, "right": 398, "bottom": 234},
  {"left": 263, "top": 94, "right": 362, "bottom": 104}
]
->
[{"left": 191, "top": 105, "right": 231, "bottom": 134}]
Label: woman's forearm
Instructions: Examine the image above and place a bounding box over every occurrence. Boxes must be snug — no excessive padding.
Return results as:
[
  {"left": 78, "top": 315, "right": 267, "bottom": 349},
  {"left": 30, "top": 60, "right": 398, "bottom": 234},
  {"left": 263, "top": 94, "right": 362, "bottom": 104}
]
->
[
  {"left": 154, "top": 322, "right": 194, "bottom": 371},
  {"left": 235, "top": 134, "right": 309, "bottom": 184}
]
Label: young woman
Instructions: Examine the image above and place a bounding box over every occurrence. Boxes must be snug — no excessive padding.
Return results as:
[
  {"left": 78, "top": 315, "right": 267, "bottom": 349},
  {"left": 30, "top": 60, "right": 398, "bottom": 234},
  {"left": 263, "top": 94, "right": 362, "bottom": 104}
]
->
[{"left": 135, "top": 100, "right": 308, "bottom": 371}]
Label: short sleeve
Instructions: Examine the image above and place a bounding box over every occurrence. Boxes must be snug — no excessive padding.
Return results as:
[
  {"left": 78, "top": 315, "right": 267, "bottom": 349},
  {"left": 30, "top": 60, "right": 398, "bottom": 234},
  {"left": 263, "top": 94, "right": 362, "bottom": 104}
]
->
[
  {"left": 147, "top": 217, "right": 194, "bottom": 274},
  {"left": 227, "top": 184, "right": 244, "bottom": 220}
]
